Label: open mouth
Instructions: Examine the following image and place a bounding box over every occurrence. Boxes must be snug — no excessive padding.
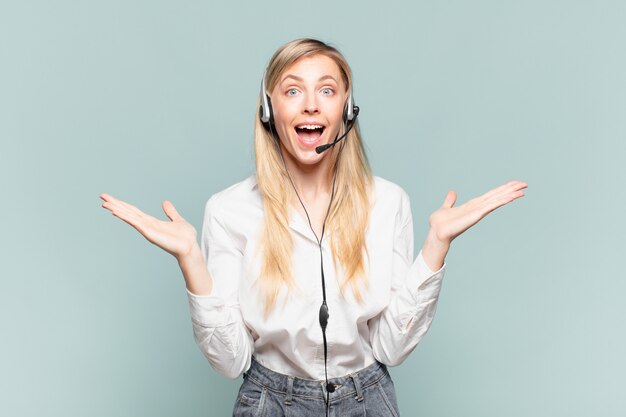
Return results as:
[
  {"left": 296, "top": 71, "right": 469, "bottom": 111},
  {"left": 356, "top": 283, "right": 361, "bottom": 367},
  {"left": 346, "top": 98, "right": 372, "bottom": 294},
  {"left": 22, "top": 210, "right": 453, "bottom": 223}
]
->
[{"left": 295, "top": 124, "right": 325, "bottom": 143}]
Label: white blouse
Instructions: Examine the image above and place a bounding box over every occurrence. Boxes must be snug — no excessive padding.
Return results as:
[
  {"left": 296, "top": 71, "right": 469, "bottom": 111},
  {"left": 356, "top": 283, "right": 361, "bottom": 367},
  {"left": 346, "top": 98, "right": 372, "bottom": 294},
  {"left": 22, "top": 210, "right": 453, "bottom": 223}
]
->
[{"left": 186, "top": 175, "right": 446, "bottom": 380}]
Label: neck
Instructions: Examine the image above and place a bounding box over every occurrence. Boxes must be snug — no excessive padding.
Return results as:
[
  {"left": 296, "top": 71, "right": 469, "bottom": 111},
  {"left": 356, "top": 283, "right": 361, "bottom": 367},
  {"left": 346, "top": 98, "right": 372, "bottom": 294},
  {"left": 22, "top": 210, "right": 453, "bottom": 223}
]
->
[{"left": 279, "top": 145, "right": 339, "bottom": 201}]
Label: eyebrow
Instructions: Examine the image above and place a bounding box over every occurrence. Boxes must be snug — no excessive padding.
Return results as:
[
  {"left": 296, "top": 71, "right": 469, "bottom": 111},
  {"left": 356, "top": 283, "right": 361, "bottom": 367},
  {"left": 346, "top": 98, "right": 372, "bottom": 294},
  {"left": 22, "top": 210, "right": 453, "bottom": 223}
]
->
[{"left": 280, "top": 74, "right": 338, "bottom": 84}]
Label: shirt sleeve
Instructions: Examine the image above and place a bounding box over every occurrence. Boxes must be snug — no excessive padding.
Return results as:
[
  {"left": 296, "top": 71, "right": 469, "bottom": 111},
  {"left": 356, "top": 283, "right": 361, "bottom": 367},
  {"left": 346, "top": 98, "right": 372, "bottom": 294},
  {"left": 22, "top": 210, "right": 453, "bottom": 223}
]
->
[
  {"left": 368, "top": 189, "right": 446, "bottom": 367},
  {"left": 185, "top": 195, "right": 254, "bottom": 379}
]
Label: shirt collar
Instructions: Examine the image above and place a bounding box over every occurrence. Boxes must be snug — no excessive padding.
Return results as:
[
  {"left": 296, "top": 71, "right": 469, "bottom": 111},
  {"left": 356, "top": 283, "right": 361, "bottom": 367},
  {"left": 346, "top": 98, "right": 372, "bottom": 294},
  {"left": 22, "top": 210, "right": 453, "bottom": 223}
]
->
[{"left": 248, "top": 175, "right": 258, "bottom": 191}]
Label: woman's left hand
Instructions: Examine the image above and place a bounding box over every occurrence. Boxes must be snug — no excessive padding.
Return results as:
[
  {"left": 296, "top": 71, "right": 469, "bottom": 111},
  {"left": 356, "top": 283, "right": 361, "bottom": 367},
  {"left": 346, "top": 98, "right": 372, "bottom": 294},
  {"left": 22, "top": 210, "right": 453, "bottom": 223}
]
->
[{"left": 428, "top": 180, "right": 528, "bottom": 246}]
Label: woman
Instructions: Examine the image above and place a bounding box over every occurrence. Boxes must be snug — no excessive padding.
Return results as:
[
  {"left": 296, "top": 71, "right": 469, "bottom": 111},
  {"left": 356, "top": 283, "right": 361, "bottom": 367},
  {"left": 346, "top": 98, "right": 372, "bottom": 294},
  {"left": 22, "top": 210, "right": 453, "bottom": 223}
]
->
[{"left": 100, "top": 38, "right": 527, "bottom": 416}]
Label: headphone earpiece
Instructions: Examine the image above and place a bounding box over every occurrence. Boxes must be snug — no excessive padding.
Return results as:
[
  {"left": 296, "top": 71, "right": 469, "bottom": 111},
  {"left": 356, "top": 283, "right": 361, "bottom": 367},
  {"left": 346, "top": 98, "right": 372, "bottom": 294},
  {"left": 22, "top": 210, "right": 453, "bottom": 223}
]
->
[
  {"left": 259, "top": 76, "right": 274, "bottom": 130},
  {"left": 343, "top": 92, "right": 356, "bottom": 123}
]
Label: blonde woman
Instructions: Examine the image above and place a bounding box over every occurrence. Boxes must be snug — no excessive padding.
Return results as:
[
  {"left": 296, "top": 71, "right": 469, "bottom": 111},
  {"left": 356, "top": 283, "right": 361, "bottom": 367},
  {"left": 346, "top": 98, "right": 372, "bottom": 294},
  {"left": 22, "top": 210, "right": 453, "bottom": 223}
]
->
[{"left": 100, "top": 38, "right": 527, "bottom": 416}]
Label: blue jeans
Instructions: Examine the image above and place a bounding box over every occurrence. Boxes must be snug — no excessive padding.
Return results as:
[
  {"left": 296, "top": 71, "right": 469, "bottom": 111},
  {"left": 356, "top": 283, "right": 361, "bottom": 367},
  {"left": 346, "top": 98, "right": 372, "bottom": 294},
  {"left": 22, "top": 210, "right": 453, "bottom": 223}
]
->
[{"left": 232, "top": 356, "right": 401, "bottom": 416}]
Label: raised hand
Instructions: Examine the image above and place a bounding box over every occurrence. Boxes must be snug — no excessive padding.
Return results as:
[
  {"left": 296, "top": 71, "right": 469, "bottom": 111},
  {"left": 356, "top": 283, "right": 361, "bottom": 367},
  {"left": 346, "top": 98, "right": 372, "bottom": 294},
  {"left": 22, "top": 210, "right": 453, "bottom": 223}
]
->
[
  {"left": 99, "top": 194, "right": 198, "bottom": 261},
  {"left": 428, "top": 180, "right": 528, "bottom": 245}
]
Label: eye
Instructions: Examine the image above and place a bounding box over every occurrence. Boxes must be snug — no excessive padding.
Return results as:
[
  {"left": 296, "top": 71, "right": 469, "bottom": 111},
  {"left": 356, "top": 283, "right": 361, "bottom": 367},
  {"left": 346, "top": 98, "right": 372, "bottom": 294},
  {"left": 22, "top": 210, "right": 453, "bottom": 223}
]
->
[
  {"left": 321, "top": 88, "right": 334, "bottom": 95},
  {"left": 286, "top": 88, "right": 299, "bottom": 96}
]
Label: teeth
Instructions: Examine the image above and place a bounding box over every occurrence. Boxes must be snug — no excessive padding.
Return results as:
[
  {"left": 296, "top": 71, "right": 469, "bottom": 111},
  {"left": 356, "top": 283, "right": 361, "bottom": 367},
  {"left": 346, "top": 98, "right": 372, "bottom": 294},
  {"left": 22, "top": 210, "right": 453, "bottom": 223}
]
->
[{"left": 297, "top": 125, "right": 323, "bottom": 130}]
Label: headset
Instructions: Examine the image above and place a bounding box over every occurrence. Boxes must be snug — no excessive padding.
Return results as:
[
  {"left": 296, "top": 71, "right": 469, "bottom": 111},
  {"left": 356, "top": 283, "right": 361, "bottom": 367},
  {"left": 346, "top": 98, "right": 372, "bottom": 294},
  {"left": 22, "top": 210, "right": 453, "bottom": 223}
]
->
[{"left": 259, "top": 74, "right": 359, "bottom": 154}]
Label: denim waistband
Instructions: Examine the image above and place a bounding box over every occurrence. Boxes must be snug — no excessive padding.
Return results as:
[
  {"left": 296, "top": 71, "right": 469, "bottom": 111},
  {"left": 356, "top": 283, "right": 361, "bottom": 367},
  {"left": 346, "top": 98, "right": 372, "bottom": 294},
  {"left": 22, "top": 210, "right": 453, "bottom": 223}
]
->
[{"left": 243, "top": 356, "right": 389, "bottom": 401}]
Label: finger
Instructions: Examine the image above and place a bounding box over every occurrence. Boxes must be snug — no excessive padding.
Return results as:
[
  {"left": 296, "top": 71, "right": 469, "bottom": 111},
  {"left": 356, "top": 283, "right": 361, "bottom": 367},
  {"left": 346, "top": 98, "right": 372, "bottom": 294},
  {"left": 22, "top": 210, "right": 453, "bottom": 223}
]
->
[
  {"left": 162, "top": 200, "right": 182, "bottom": 222},
  {"left": 480, "top": 180, "right": 526, "bottom": 202},
  {"left": 110, "top": 208, "right": 148, "bottom": 234},
  {"left": 481, "top": 190, "right": 525, "bottom": 216},
  {"left": 100, "top": 193, "right": 126, "bottom": 209},
  {"left": 99, "top": 193, "right": 118, "bottom": 203},
  {"left": 111, "top": 212, "right": 144, "bottom": 235},
  {"left": 442, "top": 190, "right": 457, "bottom": 208},
  {"left": 101, "top": 199, "right": 134, "bottom": 218},
  {"left": 113, "top": 198, "right": 145, "bottom": 217},
  {"left": 102, "top": 200, "right": 147, "bottom": 230},
  {"left": 479, "top": 181, "right": 517, "bottom": 201},
  {"left": 105, "top": 201, "right": 141, "bottom": 223},
  {"left": 486, "top": 187, "right": 527, "bottom": 207},
  {"left": 99, "top": 193, "right": 147, "bottom": 217}
]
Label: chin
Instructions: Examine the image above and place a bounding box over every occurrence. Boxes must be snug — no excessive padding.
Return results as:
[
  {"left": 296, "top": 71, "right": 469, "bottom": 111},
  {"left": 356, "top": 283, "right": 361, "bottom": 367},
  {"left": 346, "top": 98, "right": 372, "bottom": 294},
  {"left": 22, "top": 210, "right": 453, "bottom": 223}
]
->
[{"left": 293, "top": 149, "right": 326, "bottom": 165}]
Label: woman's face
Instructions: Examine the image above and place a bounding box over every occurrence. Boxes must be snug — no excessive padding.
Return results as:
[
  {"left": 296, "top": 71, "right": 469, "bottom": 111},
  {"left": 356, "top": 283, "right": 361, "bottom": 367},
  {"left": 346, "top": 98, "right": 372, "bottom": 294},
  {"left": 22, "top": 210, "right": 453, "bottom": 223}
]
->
[{"left": 269, "top": 54, "right": 348, "bottom": 169}]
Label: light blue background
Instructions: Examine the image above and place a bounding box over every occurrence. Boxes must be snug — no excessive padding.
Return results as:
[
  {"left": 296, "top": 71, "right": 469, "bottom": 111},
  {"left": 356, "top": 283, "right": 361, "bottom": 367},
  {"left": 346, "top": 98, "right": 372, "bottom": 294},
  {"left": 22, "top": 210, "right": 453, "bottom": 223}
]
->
[{"left": 2, "top": 0, "right": 625, "bottom": 416}]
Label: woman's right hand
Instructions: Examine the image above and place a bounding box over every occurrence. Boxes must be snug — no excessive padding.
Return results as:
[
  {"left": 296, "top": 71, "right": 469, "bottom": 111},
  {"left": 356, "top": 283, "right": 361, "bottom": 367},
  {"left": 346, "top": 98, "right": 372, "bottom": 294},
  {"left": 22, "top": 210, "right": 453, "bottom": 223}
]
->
[{"left": 99, "top": 193, "right": 198, "bottom": 261}]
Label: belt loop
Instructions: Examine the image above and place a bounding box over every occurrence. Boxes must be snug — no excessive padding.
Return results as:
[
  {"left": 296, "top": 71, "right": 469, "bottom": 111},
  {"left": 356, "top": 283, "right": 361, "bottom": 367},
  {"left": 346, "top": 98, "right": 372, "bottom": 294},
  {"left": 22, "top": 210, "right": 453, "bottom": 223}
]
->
[
  {"left": 350, "top": 373, "right": 364, "bottom": 402},
  {"left": 284, "top": 376, "right": 294, "bottom": 406}
]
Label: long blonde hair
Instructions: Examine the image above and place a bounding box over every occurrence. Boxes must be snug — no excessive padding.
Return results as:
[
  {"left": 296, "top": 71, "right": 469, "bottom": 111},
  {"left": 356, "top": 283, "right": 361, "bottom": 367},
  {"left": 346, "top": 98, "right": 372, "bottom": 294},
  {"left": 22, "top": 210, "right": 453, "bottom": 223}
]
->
[{"left": 254, "top": 38, "right": 373, "bottom": 316}]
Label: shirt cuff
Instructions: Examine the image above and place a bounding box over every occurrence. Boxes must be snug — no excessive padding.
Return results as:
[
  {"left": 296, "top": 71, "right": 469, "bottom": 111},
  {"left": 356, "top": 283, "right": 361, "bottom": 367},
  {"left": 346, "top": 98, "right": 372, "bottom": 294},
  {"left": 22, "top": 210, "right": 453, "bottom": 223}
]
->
[
  {"left": 186, "top": 287, "right": 230, "bottom": 328},
  {"left": 405, "top": 249, "right": 446, "bottom": 296}
]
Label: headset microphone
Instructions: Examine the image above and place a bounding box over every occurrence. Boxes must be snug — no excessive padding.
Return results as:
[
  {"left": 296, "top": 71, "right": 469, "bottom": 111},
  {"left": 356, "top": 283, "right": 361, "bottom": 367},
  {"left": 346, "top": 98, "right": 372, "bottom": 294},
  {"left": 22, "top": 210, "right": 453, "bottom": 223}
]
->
[{"left": 315, "top": 106, "right": 360, "bottom": 154}]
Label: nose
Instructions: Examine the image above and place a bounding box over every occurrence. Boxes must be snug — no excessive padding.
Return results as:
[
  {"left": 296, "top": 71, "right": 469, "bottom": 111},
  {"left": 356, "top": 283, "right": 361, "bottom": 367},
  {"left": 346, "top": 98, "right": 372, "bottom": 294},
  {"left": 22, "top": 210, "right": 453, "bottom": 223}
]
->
[{"left": 302, "top": 93, "right": 319, "bottom": 115}]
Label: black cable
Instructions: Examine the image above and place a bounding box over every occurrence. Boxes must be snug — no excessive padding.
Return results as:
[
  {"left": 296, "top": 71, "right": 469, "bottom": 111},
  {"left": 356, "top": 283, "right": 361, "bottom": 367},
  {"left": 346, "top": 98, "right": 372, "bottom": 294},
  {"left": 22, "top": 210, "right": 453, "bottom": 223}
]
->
[{"left": 271, "top": 122, "right": 345, "bottom": 417}]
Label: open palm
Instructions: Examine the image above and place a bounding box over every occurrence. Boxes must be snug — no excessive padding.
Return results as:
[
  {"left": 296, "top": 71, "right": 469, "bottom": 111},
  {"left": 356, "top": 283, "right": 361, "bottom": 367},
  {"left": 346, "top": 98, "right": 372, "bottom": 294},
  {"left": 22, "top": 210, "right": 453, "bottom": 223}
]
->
[
  {"left": 99, "top": 193, "right": 198, "bottom": 260},
  {"left": 429, "top": 180, "right": 528, "bottom": 244}
]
